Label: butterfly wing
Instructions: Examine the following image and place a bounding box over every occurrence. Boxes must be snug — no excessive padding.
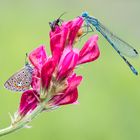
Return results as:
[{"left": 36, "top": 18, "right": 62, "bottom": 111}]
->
[{"left": 4, "top": 65, "right": 33, "bottom": 92}]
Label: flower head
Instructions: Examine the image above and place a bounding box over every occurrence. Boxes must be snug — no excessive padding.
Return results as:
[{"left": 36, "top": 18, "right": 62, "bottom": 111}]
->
[{"left": 18, "top": 17, "right": 100, "bottom": 117}]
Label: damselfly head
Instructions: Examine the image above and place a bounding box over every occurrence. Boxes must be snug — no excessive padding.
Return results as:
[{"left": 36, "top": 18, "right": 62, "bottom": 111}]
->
[{"left": 82, "top": 11, "right": 89, "bottom": 17}]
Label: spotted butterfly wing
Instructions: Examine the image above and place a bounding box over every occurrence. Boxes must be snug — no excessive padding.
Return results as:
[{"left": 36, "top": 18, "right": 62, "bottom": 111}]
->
[{"left": 4, "top": 64, "right": 33, "bottom": 92}]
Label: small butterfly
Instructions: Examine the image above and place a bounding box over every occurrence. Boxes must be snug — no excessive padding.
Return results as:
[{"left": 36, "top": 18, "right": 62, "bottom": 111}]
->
[{"left": 4, "top": 63, "right": 33, "bottom": 92}]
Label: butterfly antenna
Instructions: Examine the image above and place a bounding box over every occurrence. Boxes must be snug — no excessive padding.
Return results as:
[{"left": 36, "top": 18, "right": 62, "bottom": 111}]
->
[{"left": 25, "top": 53, "right": 29, "bottom": 65}]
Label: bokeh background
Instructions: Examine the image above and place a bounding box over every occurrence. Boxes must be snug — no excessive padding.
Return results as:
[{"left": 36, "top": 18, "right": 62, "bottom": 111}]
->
[{"left": 0, "top": 0, "right": 140, "bottom": 140}]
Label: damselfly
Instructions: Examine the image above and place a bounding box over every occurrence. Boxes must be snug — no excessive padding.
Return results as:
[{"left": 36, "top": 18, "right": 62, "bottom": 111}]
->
[{"left": 81, "top": 11, "right": 138, "bottom": 75}]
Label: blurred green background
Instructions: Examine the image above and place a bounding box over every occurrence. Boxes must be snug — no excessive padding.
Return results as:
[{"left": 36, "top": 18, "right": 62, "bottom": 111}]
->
[{"left": 0, "top": 0, "right": 140, "bottom": 140}]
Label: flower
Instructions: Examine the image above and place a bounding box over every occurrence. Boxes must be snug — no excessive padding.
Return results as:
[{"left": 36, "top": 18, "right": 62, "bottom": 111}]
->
[
  {"left": 78, "top": 35, "right": 100, "bottom": 64},
  {"left": 19, "top": 90, "right": 39, "bottom": 117},
  {"left": 18, "top": 17, "right": 100, "bottom": 117},
  {"left": 50, "top": 73, "right": 82, "bottom": 106}
]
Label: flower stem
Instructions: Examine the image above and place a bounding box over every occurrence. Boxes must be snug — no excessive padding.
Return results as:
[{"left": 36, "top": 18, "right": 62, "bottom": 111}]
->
[{"left": 0, "top": 104, "right": 44, "bottom": 137}]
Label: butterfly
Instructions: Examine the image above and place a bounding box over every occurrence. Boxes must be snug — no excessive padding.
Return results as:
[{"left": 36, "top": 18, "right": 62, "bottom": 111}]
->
[{"left": 4, "top": 63, "right": 33, "bottom": 92}]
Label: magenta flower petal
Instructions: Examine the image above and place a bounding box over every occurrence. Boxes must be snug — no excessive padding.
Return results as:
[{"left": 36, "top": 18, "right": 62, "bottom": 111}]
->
[
  {"left": 41, "top": 58, "right": 56, "bottom": 90},
  {"left": 29, "top": 46, "right": 47, "bottom": 70},
  {"left": 66, "top": 74, "right": 82, "bottom": 92},
  {"left": 49, "top": 73, "right": 82, "bottom": 106},
  {"left": 53, "top": 88, "right": 78, "bottom": 106},
  {"left": 78, "top": 35, "right": 100, "bottom": 64},
  {"left": 49, "top": 25, "right": 61, "bottom": 37},
  {"left": 31, "top": 68, "right": 41, "bottom": 92},
  {"left": 19, "top": 90, "right": 39, "bottom": 116},
  {"left": 50, "top": 26, "right": 69, "bottom": 62},
  {"left": 63, "top": 17, "right": 84, "bottom": 45},
  {"left": 56, "top": 74, "right": 82, "bottom": 105},
  {"left": 57, "top": 48, "right": 79, "bottom": 80}
]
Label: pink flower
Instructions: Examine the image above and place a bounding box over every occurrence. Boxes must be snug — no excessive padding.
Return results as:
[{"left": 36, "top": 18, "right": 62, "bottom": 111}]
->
[
  {"left": 19, "top": 90, "right": 39, "bottom": 116},
  {"left": 50, "top": 27, "right": 68, "bottom": 62},
  {"left": 18, "top": 17, "right": 100, "bottom": 117},
  {"left": 50, "top": 74, "right": 82, "bottom": 106},
  {"left": 29, "top": 46, "right": 47, "bottom": 71},
  {"left": 50, "top": 17, "right": 83, "bottom": 62},
  {"left": 78, "top": 35, "right": 100, "bottom": 64},
  {"left": 62, "top": 17, "right": 84, "bottom": 45},
  {"left": 41, "top": 58, "right": 56, "bottom": 90},
  {"left": 57, "top": 48, "right": 79, "bottom": 80}
]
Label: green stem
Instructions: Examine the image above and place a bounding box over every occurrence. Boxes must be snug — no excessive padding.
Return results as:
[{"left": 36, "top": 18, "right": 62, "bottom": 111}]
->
[
  {"left": 0, "top": 104, "right": 44, "bottom": 137},
  {"left": 0, "top": 90, "right": 53, "bottom": 137}
]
